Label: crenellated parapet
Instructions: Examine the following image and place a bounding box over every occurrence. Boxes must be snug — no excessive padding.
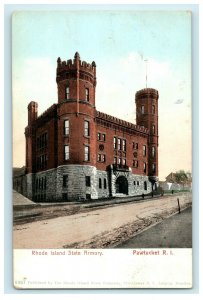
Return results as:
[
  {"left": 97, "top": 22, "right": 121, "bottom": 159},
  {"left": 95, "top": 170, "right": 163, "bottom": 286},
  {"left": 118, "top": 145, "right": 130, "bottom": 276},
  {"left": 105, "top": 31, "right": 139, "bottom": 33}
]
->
[
  {"left": 135, "top": 88, "right": 159, "bottom": 100},
  {"left": 56, "top": 52, "right": 96, "bottom": 85},
  {"left": 96, "top": 110, "right": 149, "bottom": 135}
]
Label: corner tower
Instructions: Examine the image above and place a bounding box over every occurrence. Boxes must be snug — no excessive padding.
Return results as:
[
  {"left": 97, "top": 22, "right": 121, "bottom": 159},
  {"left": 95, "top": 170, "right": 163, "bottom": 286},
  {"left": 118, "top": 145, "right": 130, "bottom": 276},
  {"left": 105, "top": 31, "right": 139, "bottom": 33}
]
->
[
  {"left": 135, "top": 88, "right": 159, "bottom": 185},
  {"left": 56, "top": 52, "right": 97, "bottom": 166}
]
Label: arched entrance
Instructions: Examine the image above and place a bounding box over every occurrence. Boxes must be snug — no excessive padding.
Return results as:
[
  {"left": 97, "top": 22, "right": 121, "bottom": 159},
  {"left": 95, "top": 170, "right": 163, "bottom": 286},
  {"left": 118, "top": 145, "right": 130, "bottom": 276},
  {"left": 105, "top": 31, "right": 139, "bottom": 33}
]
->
[{"left": 115, "top": 176, "right": 128, "bottom": 194}]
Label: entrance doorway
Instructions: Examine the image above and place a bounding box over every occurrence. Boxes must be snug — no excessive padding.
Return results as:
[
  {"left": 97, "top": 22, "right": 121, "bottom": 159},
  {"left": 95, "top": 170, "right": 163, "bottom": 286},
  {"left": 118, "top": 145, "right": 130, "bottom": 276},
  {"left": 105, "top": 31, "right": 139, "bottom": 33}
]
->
[{"left": 115, "top": 176, "right": 128, "bottom": 194}]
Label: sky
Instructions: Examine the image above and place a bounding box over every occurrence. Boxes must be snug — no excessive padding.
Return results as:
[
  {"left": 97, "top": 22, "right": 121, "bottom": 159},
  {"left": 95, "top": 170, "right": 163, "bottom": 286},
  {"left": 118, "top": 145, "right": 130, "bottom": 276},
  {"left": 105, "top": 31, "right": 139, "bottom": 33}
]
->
[{"left": 12, "top": 10, "right": 192, "bottom": 181}]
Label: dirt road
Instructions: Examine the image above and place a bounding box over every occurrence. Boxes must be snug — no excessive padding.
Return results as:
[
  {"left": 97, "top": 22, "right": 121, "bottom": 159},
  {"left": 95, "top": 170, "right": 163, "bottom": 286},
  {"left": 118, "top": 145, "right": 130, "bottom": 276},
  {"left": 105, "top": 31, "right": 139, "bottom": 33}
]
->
[{"left": 13, "top": 193, "right": 192, "bottom": 249}]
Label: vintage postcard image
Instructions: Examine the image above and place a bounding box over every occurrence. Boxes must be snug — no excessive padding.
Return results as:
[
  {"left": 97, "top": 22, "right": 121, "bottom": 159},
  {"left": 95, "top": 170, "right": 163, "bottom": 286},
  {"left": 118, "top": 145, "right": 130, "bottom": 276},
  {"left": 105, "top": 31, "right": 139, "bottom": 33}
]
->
[{"left": 12, "top": 10, "right": 192, "bottom": 289}]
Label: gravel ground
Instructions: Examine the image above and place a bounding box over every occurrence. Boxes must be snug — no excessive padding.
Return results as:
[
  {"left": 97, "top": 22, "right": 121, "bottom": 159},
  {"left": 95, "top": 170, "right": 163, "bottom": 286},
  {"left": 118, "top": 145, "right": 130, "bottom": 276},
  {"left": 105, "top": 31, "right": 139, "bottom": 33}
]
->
[{"left": 13, "top": 193, "right": 192, "bottom": 249}]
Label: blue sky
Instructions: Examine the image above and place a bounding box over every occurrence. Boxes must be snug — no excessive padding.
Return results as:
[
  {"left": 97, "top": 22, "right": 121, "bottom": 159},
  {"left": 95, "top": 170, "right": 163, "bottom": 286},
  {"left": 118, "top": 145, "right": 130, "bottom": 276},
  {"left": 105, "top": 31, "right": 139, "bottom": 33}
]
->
[{"left": 12, "top": 10, "right": 192, "bottom": 180}]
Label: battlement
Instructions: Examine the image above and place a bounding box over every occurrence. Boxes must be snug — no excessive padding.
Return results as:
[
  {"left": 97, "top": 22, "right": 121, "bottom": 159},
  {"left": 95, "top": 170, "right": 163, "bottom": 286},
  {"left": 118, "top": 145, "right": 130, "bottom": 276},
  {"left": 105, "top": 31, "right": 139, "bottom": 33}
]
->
[
  {"left": 96, "top": 110, "right": 149, "bottom": 134},
  {"left": 135, "top": 88, "right": 159, "bottom": 100},
  {"left": 57, "top": 52, "right": 96, "bottom": 76}
]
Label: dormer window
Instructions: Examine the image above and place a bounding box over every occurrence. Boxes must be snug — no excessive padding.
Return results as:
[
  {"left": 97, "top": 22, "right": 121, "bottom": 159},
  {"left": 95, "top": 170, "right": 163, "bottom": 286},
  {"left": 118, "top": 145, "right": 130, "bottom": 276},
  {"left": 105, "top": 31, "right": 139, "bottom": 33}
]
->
[
  {"left": 66, "top": 86, "right": 70, "bottom": 100},
  {"left": 85, "top": 88, "right": 89, "bottom": 102}
]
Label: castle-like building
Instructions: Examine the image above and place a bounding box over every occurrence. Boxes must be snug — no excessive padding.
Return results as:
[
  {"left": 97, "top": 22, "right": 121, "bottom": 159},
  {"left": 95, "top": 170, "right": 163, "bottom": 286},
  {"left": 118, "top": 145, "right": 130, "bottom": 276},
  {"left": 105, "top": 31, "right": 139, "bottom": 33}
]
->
[{"left": 24, "top": 52, "right": 159, "bottom": 201}]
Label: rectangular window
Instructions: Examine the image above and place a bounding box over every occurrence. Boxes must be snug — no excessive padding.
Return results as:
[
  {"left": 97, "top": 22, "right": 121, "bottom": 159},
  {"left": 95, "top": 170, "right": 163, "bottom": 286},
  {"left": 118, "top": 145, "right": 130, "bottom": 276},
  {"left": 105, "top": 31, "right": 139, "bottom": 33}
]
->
[
  {"left": 123, "top": 158, "right": 126, "bottom": 166},
  {"left": 66, "top": 86, "right": 70, "bottom": 100},
  {"left": 123, "top": 139, "right": 126, "bottom": 152},
  {"left": 64, "top": 145, "right": 70, "bottom": 160},
  {"left": 141, "top": 105, "right": 145, "bottom": 114},
  {"left": 152, "top": 105, "right": 155, "bottom": 114},
  {"left": 102, "top": 134, "right": 106, "bottom": 141},
  {"left": 152, "top": 163, "right": 156, "bottom": 173},
  {"left": 118, "top": 157, "right": 121, "bottom": 165},
  {"left": 137, "top": 181, "right": 139, "bottom": 186},
  {"left": 98, "top": 154, "right": 106, "bottom": 162},
  {"left": 144, "top": 162, "right": 147, "bottom": 173},
  {"left": 113, "top": 137, "right": 117, "bottom": 149},
  {"left": 84, "top": 145, "right": 90, "bottom": 161},
  {"left": 97, "top": 132, "right": 101, "bottom": 141},
  {"left": 152, "top": 125, "right": 155, "bottom": 135},
  {"left": 63, "top": 175, "right": 68, "bottom": 187},
  {"left": 99, "top": 178, "right": 102, "bottom": 189},
  {"left": 144, "top": 181, "right": 147, "bottom": 190},
  {"left": 86, "top": 176, "right": 91, "bottom": 187},
  {"left": 152, "top": 146, "right": 155, "bottom": 157},
  {"left": 64, "top": 120, "right": 69, "bottom": 135},
  {"left": 104, "top": 178, "right": 107, "bottom": 189},
  {"left": 143, "top": 145, "right": 147, "bottom": 156},
  {"left": 114, "top": 157, "right": 117, "bottom": 164},
  {"left": 84, "top": 120, "right": 90, "bottom": 137},
  {"left": 118, "top": 138, "right": 122, "bottom": 150},
  {"left": 133, "top": 160, "right": 138, "bottom": 168},
  {"left": 85, "top": 88, "right": 89, "bottom": 102}
]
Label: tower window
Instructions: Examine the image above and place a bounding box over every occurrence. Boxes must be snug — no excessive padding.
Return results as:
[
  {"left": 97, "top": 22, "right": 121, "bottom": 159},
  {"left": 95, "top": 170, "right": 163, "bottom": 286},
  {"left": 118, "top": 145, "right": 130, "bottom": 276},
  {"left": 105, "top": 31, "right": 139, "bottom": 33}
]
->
[
  {"left": 85, "top": 88, "right": 89, "bottom": 102},
  {"left": 152, "top": 105, "right": 155, "bottom": 114},
  {"left": 114, "top": 157, "right": 117, "bottom": 164},
  {"left": 143, "top": 145, "right": 147, "bottom": 156},
  {"left": 144, "top": 162, "right": 147, "bottom": 173},
  {"left": 64, "top": 145, "right": 70, "bottom": 161},
  {"left": 152, "top": 163, "right": 156, "bottom": 173},
  {"left": 84, "top": 145, "right": 90, "bottom": 161},
  {"left": 152, "top": 125, "right": 155, "bottom": 135},
  {"left": 141, "top": 105, "right": 145, "bottom": 114},
  {"left": 152, "top": 146, "right": 155, "bottom": 157},
  {"left": 84, "top": 120, "right": 90, "bottom": 137},
  {"left": 64, "top": 119, "right": 69, "bottom": 135},
  {"left": 66, "top": 86, "right": 70, "bottom": 100}
]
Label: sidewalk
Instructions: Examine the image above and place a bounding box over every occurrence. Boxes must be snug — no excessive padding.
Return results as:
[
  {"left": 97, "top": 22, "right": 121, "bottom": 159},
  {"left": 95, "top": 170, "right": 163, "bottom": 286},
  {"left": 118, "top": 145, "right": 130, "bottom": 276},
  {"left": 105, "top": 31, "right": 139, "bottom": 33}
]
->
[{"left": 116, "top": 206, "right": 192, "bottom": 248}]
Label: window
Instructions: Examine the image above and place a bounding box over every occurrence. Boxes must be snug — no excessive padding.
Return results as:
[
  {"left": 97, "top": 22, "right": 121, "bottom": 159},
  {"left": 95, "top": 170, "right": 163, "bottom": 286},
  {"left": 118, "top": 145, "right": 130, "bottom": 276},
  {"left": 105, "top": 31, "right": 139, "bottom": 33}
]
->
[
  {"left": 104, "top": 178, "right": 107, "bottom": 189},
  {"left": 143, "top": 145, "right": 147, "bottom": 156},
  {"left": 64, "top": 120, "right": 69, "bottom": 135},
  {"left": 134, "top": 181, "right": 136, "bottom": 185},
  {"left": 114, "top": 157, "right": 117, "bottom": 164},
  {"left": 137, "top": 181, "right": 139, "bottom": 186},
  {"left": 118, "top": 138, "right": 122, "bottom": 150},
  {"left": 144, "top": 181, "right": 147, "bottom": 190},
  {"left": 66, "top": 86, "right": 70, "bottom": 100},
  {"left": 113, "top": 137, "right": 117, "bottom": 149},
  {"left": 102, "top": 134, "right": 106, "bottom": 142},
  {"left": 97, "top": 133, "right": 101, "bottom": 141},
  {"left": 118, "top": 157, "right": 121, "bottom": 165},
  {"left": 84, "top": 145, "right": 90, "bottom": 161},
  {"left": 84, "top": 120, "right": 90, "bottom": 137},
  {"left": 152, "top": 105, "right": 155, "bottom": 114},
  {"left": 152, "top": 146, "right": 155, "bottom": 158},
  {"left": 85, "top": 88, "right": 89, "bottom": 102},
  {"left": 152, "top": 163, "right": 156, "bottom": 173},
  {"left": 62, "top": 193, "right": 68, "bottom": 201},
  {"left": 123, "top": 158, "right": 126, "bottom": 166},
  {"left": 98, "top": 154, "right": 106, "bottom": 162},
  {"left": 133, "top": 160, "right": 138, "bottom": 168},
  {"left": 64, "top": 145, "right": 70, "bottom": 160},
  {"left": 85, "top": 176, "right": 91, "bottom": 187},
  {"left": 133, "top": 142, "right": 138, "bottom": 150},
  {"left": 99, "top": 178, "right": 102, "bottom": 189},
  {"left": 152, "top": 125, "right": 155, "bottom": 135},
  {"left": 123, "top": 139, "right": 126, "bottom": 152},
  {"left": 141, "top": 105, "right": 145, "bottom": 114},
  {"left": 144, "top": 162, "right": 147, "bottom": 173},
  {"left": 63, "top": 175, "right": 68, "bottom": 187}
]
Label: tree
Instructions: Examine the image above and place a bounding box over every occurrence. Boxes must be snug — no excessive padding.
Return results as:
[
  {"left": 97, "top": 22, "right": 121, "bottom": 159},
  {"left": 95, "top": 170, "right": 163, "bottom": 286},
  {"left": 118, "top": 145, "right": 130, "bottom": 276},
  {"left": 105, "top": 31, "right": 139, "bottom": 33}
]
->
[{"left": 174, "top": 170, "right": 192, "bottom": 187}]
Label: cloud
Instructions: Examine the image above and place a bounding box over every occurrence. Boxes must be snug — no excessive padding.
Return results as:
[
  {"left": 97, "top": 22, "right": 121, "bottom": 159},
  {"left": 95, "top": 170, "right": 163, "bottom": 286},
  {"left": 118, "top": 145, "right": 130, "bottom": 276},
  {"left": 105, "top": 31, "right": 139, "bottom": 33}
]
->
[{"left": 174, "top": 99, "right": 184, "bottom": 104}]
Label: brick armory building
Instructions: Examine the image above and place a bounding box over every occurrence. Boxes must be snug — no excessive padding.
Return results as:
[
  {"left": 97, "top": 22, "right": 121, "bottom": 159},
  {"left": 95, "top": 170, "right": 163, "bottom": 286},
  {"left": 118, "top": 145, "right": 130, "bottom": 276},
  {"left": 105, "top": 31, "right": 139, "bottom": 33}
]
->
[{"left": 24, "top": 52, "right": 159, "bottom": 201}]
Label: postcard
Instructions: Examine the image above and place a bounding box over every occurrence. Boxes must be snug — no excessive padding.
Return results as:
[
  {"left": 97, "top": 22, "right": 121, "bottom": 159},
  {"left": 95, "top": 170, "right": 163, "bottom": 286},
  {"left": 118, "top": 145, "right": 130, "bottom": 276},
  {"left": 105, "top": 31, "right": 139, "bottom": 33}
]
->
[{"left": 12, "top": 9, "right": 192, "bottom": 289}]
